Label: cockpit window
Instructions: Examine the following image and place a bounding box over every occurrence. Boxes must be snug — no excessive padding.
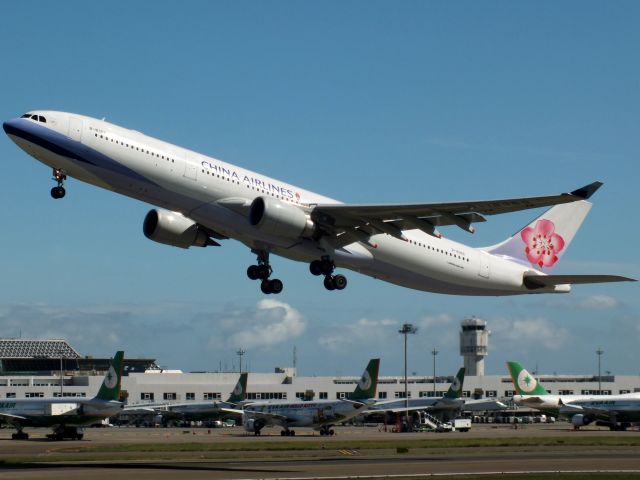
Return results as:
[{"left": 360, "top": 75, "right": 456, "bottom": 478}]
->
[{"left": 21, "top": 114, "right": 46, "bottom": 123}]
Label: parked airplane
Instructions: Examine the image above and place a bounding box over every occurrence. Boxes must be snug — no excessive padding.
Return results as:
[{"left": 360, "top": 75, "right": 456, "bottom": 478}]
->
[
  {"left": 507, "top": 361, "right": 640, "bottom": 430},
  {"left": 0, "top": 351, "right": 124, "bottom": 440},
  {"left": 368, "top": 367, "right": 466, "bottom": 414},
  {"left": 123, "top": 372, "right": 247, "bottom": 424},
  {"left": 224, "top": 358, "right": 380, "bottom": 436},
  {"left": 4, "top": 112, "right": 635, "bottom": 295}
]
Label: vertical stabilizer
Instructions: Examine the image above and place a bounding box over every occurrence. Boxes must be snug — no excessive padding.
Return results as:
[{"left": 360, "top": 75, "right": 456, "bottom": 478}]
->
[
  {"left": 227, "top": 372, "right": 248, "bottom": 403},
  {"left": 351, "top": 358, "right": 380, "bottom": 400},
  {"left": 506, "top": 361, "right": 549, "bottom": 396},
  {"left": 95, "top": 351, "right": 124, "bottom": 401},
  {"left": 486, "top": 200, "right": 592, "bottom": 273},
  {"left": 444, "top": 368, "right": 465, "bottom": 399}
]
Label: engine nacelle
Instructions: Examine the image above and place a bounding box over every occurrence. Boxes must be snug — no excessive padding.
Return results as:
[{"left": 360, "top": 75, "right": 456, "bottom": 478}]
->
[
  {"left": 249, "top": 196, "right": 314, "bottom": 240},
  {"left": 143, "top": 209, "right": 211, "bottom": 249},
  {"left": 571, "top": 414, "right": 594, "bottom": 427},
  {"left": 244, "top": 417, "right": 266, "bottom": 433}
]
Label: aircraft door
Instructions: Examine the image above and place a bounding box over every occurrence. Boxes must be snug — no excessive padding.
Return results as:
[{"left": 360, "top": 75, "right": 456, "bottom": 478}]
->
[
  {"left": 478, "top": 251, "right": 490, "bottom": 279},
  {"left": 69, "top": 117, "right": 83, "bottom": 141},
  {"left": 182, "top": 152, "right": 197, "bottom": 181}
]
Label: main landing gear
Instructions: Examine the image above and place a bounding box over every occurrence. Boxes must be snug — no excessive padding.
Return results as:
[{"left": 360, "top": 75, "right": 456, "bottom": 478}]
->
[
  {"left": 46, "top": 426, "right": 84, "bottom": 441},
  {"left": 280, "top": 429, "right": 296, "bottom": 436},
  {"left": 50, "top": 168, "right": 67, "bottom": 199},
  {"left": 11, "top": 427, "right": 28, "bottom": 440},
  {"left": 309, "top": 257, "right": 347, "bottom": 291},
  {"left": 247, "top": 250, "right": 283, "bottom": 295},
  {"left": 319, "top": 426, "right": 335, "bottom": 436}
]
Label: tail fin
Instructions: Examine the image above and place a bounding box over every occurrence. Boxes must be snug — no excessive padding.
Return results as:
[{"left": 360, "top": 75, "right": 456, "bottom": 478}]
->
[
  {"left": 485, "top": 200, "right": 592, "bottom": 273},
  {"left": 226, "top": 372, "right": 248, "bottom": 403},
  {"left": 444, "top": 367, "right": 465, "bottom": 399},
  {"left": 351, "top": 358, "right": 380, "bottom": 400},
  {"left": 95, "top": 351, "right": 124, "bottom": 401},
  {"left": 506, "top": 361, "right": 549, "bottom": 396}
]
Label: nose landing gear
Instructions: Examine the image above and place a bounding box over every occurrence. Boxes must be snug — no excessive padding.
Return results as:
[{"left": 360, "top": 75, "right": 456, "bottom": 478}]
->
[
  {"left": 50, "top": 168, "right": 67, "bottom": 199},
  {"left": 310, "top": 257, "right": 347, "bottom": 291},
  {"left": 247, "top": 250, "right": 284, "bottom": 294}
]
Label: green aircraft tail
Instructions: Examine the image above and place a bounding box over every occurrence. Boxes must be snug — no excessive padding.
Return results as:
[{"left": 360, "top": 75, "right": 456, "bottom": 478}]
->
[
  {"left": 444, "top": 367, "right": 465, "bottom": 399},
  {"left": 226, "top": 372, "right": 248, "bottom": 403},
  {"left": 95, "top": 351, "right": 124, "bottom": 401},
  {"left": 351, "top": 358, "right": 380, "bottom": 400},
  {"left": 506, "top": 361, "right": 549, "bottom": 396}
]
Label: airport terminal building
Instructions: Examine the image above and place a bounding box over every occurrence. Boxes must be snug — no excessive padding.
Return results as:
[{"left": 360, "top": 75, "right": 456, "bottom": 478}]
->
[{"left": 1, "top": 338, "right": 639, "bottom": 407}]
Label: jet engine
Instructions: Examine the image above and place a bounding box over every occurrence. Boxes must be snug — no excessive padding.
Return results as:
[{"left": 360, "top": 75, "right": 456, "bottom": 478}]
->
[
  {"left": 571, "top": 414, "right": 595, "bottom": 428},
  {"left": 143, "top": 209, "right": 212, "bottom": 249},
  {"left": 244, "top": 417, "right": 266, "bottom": 434},
  {"left": 249, "top": 196, "right": 314, "bottom": 239}
]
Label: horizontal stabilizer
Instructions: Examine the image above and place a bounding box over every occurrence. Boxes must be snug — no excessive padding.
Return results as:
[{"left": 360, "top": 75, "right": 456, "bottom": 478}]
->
[{"left": 524, "top": 274, "right": 636, "bottom": 289}]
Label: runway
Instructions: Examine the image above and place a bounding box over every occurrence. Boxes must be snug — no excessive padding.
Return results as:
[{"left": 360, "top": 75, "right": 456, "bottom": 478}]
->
[{"left": 1, "top": 425, "right": 640, "bottom": 479}]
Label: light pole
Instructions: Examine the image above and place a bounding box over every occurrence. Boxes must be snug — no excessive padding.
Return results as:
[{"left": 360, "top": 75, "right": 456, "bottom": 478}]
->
[
  {"left": 596, "top": 348, "right": 604, "bottom": 394},
  {"left": 236, "top": 348, "right": 246, "bottom": 373},
  {"left": 431, "top": 348, "right": 439, "bottom": 395},
  {"left": 398, "top": 323, "right": 417, "bottom": 431}
]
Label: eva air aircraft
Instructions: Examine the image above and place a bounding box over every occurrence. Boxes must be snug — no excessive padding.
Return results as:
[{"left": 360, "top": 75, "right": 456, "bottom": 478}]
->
[
  {"left": 0, "top": 351, "right": 124, "bottom": 440},
  {"left": 124, "top": 372, "right": 247, "bottom": 423},
  {"left": 4, "top": 112, "right": 635, "bottom": 295},
  {"left": 507, "top": 361, "right": 640, "bottom": 431},
  {"left": 368, "top": 367, "right": 466, "bottom": 414},
  {"left": 224, "top": 358, "right": 379, "bottom": 436}
]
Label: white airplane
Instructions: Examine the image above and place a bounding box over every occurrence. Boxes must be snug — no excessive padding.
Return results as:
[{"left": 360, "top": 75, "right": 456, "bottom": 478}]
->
[
  {"left": 507, "top": 361, "right": 640, "bottom": 431},
  {"left": 224, "top": 358, "right": 380, "bottom": 436},
  {"left": 4, "top": 111, "right": 635, "bottom": 295},
  {"left": 0, "top": 351, "right": 124, "bottom": 440}
]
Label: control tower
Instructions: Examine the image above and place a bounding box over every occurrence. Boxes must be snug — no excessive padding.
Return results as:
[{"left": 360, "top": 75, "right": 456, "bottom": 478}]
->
[{"left": 459, "top": 317, "right": 490, "bottom": 376}]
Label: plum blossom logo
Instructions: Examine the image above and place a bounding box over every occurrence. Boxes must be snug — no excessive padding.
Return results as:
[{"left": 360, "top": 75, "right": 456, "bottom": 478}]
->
[
  {"left": 517, "top": 369, "right": 538, "bottom": 393},
  {"left": 358, "top": 370, "right": 372, "bottom": 391},
  {"left": 521, "top": 219, "right": 565, "bottom": 268}
]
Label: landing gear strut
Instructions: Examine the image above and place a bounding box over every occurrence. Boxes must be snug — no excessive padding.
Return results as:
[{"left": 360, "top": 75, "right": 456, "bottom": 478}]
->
[
  {"left": 11, "top": 427, "right": 29, "bottom": 440},
  {"left": 247, "top": 250, "right": 283, "bottom": 294},
  {"left": 50, "top": 168, "right": 67, "bottom": 199},
  {"left": 310, "top": 257, "right": 347, "bottom": 291}
]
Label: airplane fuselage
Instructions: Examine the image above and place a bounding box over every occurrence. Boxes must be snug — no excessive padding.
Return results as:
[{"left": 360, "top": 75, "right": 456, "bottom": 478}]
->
[{"left": 3, "top": 111, "right": 573, "bottom": 295}]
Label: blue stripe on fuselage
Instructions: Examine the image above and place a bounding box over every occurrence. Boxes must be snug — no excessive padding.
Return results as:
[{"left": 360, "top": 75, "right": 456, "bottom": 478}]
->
[{"left": 4, "top": 118, "right": 156, "bottom": 186}]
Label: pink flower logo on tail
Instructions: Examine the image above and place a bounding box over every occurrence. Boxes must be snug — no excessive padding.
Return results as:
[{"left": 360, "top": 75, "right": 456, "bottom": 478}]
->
[{"left": 521, "top": 219, "right": 565, "bottom": 268}]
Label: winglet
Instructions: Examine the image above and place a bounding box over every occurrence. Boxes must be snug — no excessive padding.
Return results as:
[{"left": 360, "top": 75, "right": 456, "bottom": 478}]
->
[{"left": 570, "top": 181, "right": 603, "bottom": 200}]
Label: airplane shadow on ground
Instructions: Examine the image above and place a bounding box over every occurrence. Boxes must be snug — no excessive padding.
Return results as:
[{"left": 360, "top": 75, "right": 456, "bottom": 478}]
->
[{"left": 0, "top": 462, "right": 294, "bottom": 473}]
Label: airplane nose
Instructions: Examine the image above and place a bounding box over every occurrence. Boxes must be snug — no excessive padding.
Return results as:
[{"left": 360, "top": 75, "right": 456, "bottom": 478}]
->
[{"left": 3, "top": 118, "right": 23, "bottom": 137}]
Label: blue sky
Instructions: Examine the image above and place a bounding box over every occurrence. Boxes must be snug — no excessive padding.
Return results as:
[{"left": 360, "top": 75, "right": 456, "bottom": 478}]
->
[{"left": 1, "top": 1, "right": 638, "bottom": 377}]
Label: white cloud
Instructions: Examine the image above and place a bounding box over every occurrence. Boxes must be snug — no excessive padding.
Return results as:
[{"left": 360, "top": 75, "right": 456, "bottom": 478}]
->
[
  {"left": 491, "top": 316, "right": 569, "bottom": 351},
  {"left": 318, "top": 318, "right": 398, "bottom": 351},
  {"left": 209, "top": 299, "right": 306, "bottom": 350},
  {"left": 543, "top": 294, "right": 622, "bottom": 310}
]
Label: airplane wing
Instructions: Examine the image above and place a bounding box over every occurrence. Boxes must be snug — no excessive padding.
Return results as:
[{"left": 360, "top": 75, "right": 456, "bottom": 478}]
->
[
  {"left": 524, "top": 274, "right": 636, "bottom": 289},
  {"left": 311, "top": 182, "right": 603, "bottom": 239},
  {"left": 0, "top": 412, "right": 28, "bottom": 425}
]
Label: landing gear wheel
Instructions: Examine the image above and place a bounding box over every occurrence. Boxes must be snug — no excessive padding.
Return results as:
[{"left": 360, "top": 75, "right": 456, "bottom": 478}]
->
[
  {"left": 290, "top": 430, "right": 296, "bottom": 436},
  {"left": 261, "top": 280, "right": 273, "bottom": 294},
  {"left": 309, "top": 260, "right": 323, "bottom": 276},
  {"left": 50, "top": 186, "right": 66, "bottom": 199},
  {"left": 319, "top": 258, "right": 334, "bottom": 276},
  {"left": 257, "top": 264, "right": 270, "bottom": 280},
  {"left": 12, "top": 431, "right": 28, "bottom": 440},
  {"left": 247, "top": 265, "right": 260, "bottom": 280},
  {"left": 269, "top": 278, "right": 283, "bottom": 294},
  {"left": 329, "top": 429, "right": 335, "bottom": 436},
  {"left": 324, "top": 275, "right": 336, "bottom": 291},
  {"left": 333, "top": 274, "right": 347, "bottom": 290}
]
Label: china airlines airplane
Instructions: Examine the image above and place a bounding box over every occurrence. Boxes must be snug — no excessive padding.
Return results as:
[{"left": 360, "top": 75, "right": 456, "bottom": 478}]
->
[{"left": 4, "top": 111, "right": 635, "bottom": 295}]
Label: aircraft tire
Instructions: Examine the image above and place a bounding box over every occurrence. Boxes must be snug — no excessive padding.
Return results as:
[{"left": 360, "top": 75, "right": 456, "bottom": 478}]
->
[
  {"left": 260, "top": 280, "right": 272, "bottom": 294},
  {"left": 333, "top": 274, "right": 347, "bottom": 290},
  {"left": 51, "top": 186, "right": 65, "bottom": 199},
  {"left": 257, "top": 264, "right": 270, "bottom": 280},
  {"left": 319, "top": 259, "right": 333, "bottom": 275},
  {"left": 247, "top": 265, "right": 260, "bottom": 280},
  {"left": 270, "top": 279, "right": 283, "bottom": 294},
  {"left": 309, "top": 260, "right": 323, "bottom": 276},
  {"left": 324, "top": 275, "right": 336, "bottom": 291}
]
